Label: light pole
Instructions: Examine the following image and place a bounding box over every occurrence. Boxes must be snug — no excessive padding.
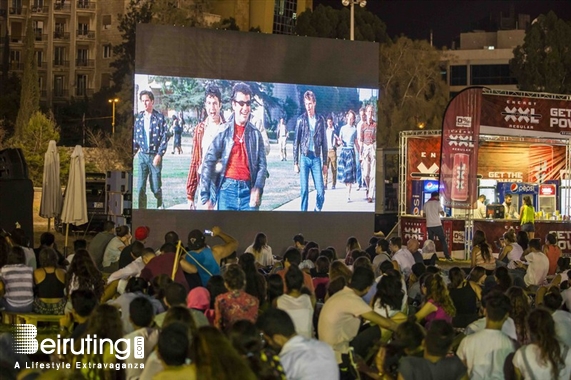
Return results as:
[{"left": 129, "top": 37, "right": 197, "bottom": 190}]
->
[
  {"left": 342, "top": 0, "right": 367, "bottom": 41},
  {"left": 108, "top": 98, "right": 119, "bottom": 134}
]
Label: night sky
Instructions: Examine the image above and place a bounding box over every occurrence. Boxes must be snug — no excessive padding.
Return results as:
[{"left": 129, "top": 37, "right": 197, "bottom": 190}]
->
[{"left": 312, "top": 0, "right": 571, "bottom": 47}]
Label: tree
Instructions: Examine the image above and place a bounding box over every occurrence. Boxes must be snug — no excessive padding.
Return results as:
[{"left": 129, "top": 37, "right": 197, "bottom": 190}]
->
[
  {"left": 510, "top": 11, "right": 571, "bottom": 94},
  {"left": 378, "top": 37, "right": 449, "bottom": 148},
  {"left": 14, "top": 19, "right": 40, "bottom": 139},
  {"left": 295, "top": 4, "right": 389, "bottom": 43}
]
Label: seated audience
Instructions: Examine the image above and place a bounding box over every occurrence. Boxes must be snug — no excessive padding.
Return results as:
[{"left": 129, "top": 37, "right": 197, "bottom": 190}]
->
[
  {"left": 124, "top": 296, "right": 160, "bottom": 379},
  {"left": 239, "top": 252, "right": 267, "bottom": 306},
  {"left": 118, "top": 225, "right": 150, "bottom": 269},
  {"left": 58, "top": 289, "right": 98, "bottom": 339},
  {"left": 244, "top": 232, "right": 275, "bottom": 268},
  {"left": 471, "top": 230, "right": 495, "bottom": 271},
  {"left": 506, "top": 286, "right": 531, "bottom": 345},
  {"left": 154, "top": 322, "right": 195, "bottom": 379},
  {"left": 102, "top": 225, "right": 131, "bottom": 273},
  {"left": 139, "top": 243, "right": 189, "bottom": 291},
  {"left": 448, "top": 266, "right": 481, "bottom": 328},
  {"left": 0, "top": 246, "right": 34, "bottom": 312},
  {"left": 277, "top": 265, "right": 314, "bottom": 339},
  {"left": 389, "top": 237, "right": 415, "bottom": 278},
  {"left": 276, "top": 248, "right": 315, "bottom": 294},
  {"left": 515, "top": 238, "right": 549, "bottom": 290},
  {"left": 544, "top": 233, "right": 562, "bottom": 277},
  {"left": 33, "top": 247, "right": 66, "bottom": 314},
  {"left": 312, "top": 256, "right": 330, "bottom": 302},
  {"left": 186, "top": 286, "right": 214, "bottom": 326},
  {"left": 415, "top": 273, "right": 456, "bottom": 328}
]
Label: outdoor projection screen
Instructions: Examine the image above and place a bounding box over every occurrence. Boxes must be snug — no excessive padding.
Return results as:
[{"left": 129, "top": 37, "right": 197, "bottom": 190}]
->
[{"left": 133, "top": 25, "right": 379, "bottom": 214}]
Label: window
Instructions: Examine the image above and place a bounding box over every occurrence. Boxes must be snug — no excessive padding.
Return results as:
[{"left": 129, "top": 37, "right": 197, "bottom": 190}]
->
[
  {"left": 470, "top": 64, "right": 518, "bottom": 86},
  {"left": 10, "top": 50, "right": 20, "bottom": 69},
  {"left": 102, "top": 14, "right": 111, "bottom": 29},
  {"left": 54, "top": 46, "right": 65, "bottom": 65},
  {"left": 33, "top": 20, "right": 43, "bottom": 41},
  {"left": 77, "top": 48, "right": 88, "bottom": 66},
  {"left": 55, "top": 22, "right": 65, "bottom": 38},
  {"left": 54, "top": 75, "right": 64, "bottom": 96},
  {"left": 76, "top": 74, "right": 87, "bottom": 96},
  {"left": 450, "top": 65, "right": 467, "bottom": 86},
  {"left": 273, "top": 0, "right": 298, "bottom": 35},
  {"left": 77, "top": 22, "right": 88, "bottom": 36},
  {"left": 35, "top": 50, "right": 43, "bottom": 67},
  {"left": 103, "top": 44, "right": 112, "bottom": 58}
]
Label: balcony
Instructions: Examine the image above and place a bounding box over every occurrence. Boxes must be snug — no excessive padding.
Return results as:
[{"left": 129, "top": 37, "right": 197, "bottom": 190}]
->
[
  {"left": 75, "top": 59, "right": 94, "bottom": 68},
  {"left": 76, "top": 30, "right": 95, "bottom": 40},
  {"left": 53, "top": 89, "right": 70, "bottom": 98},
  {"left": 9, "top": 7, "right": 23, "bottom": 15},
  {"left": 76, "top": 1, "right": 95, "bottom": 10},
  {"left": 34, "top": 32, "right": 48, "bottom": 42},
  {"left": 53, "top": 60, "right": 70, "bottom": 67},
  {"left": 30, "top": 5, "right": 49, "bottom": 14},
  {"left": 9, "top": 35, "right": 23, "bottom": 43},
  {"left": 53, "top": 31, "right": 70, "bottom": 40},
  {"left": 54, "top": 2, "right": 71, "bottom": 12},
  {"left": 75, "top": 88, "right": 94, "bottom": 97}
]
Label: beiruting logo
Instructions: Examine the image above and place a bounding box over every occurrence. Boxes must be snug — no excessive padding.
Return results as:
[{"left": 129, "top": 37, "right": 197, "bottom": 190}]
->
[{"left": 12, "top": 324, "right": 144, "bottom": 371}]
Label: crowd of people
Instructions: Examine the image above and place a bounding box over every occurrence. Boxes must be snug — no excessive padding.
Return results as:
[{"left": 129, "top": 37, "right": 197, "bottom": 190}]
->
[{"left": 0, "top": 222, "right": 570, "bottom": 379}]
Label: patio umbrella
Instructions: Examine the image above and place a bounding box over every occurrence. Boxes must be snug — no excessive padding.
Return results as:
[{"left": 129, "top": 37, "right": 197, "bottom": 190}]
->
[
  {"left": 60, "top": 145, "right": 88, "bottom": 253},
  {"left": 39, "top": 140, "right": 62, "bottom": 231}
]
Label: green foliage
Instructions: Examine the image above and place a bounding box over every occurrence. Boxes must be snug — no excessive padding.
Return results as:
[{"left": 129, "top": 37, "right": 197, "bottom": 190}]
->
[
  {"left": 510, "top": 11, "right": 571, "bottom": 94},
  {"left": 295, "top": 4, "right": 389, "bottom": 43},
  {"left": 378, "top": 37, "right": 449, "bottom": 148},
  {"left": 9, "top": 112, "right": 69, "bottom": 186},
  {"left": 14, "top": 20, "right": 40, "bottom": 139}
]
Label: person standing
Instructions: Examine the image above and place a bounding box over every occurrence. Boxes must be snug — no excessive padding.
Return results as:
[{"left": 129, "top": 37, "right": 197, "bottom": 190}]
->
[
  {"left": 277, "top": 117, "right": 288, "bottom": 161},
  {"left": 133, "top": 90, "right": 168, "bottom": 209},
  {"left": 170, "top": 115, "right": 183, "bottom": 155},
  {"left": 337, "top": 111, "right": 359, "bottom": 202},
  {"left": 355, "top": 107, "right": 366, "bottom": 191},
  {"left": 474, "top": 195, "right": 487, "bottom": 219},
  {"left": 502, "top": 194, "right": 519, "bottom": 219},
  {"left": 423, "top": 192, "right": 452, "bottom": 261},
  {"left": 293, "top": 90, "right": 327, "bottom": 212},
  {"left": 519, "top": 195, "right": 536, "bottom": 239},
  {"left": 200, "top": 82, "right": 267, "bottom": 210},
  {"left": 186, "top": 86, "right": 224, "bottom": 210},
  {"left": 324, "top": 117, "right": 339, "bottom": 190},
  {"left": 359, "top": 104, "right": 376, "bottom": 203}
]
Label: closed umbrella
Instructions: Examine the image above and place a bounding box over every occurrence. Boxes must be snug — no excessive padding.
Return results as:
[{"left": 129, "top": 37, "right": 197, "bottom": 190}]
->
[
  {"left": 60, "top": 145, "right": 88, "bottom": 253},
  {"left": 39, "top": 140, "right": 62, "bottom": 231}
]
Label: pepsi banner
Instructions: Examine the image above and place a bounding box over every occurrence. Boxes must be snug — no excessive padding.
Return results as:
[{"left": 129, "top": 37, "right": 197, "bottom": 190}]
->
[
  {"left": 440, "top": 88, "right": 482, "bottom": 209},
  {"left": 481, "top": 94, "right": 571, "bottom": 139}
]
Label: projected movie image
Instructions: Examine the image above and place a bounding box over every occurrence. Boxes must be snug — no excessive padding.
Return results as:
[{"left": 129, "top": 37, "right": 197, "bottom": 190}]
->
[{"left": 132, "top": 74, "right": 378, "bottom": 212}]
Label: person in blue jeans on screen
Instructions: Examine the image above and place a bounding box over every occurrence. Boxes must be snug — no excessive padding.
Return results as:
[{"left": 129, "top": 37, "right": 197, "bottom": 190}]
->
[
  {"left": 200, "top": 82, "right": 267, "bottom": 211},
  {"left": 293, "top": 90, "right": 327, "bottom": 212}
]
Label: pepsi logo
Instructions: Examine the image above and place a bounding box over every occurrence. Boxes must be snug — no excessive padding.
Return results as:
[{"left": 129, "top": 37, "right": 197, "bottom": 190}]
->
[
  {"left": 424, "top": 182, "right": 439, "bottom": 191},
  {"left": 510, "top": 183, "right": 518, "bottom": 192}
]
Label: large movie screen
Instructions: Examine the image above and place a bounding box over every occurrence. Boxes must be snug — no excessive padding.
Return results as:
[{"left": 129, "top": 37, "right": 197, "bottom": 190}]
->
[{"left": 132, "top": 74, "right": 378, "bottom": 212}]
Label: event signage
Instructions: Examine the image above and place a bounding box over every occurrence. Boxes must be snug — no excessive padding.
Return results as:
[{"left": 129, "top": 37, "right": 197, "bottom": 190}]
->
[
  {"left": 440, "top": 88, "right": 482, "bottom": 209},
  {"left": 481, "top": 95, "right": 571, "bottom": 138}
]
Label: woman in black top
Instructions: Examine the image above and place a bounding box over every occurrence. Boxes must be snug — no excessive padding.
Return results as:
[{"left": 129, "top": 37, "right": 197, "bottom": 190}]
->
[
  {"left": 33, "top": 248, "right": 66, "bottom": 314},
  {"left": 447, "top": 267, "right": 481, "bottom": 328}
]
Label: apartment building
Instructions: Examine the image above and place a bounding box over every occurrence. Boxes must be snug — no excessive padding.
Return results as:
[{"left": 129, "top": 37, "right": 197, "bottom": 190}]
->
[{"left": 0, "top": 0, "right": 128, "bottom": 107}]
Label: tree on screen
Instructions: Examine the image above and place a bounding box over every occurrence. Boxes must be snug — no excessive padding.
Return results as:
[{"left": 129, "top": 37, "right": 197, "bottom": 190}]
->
[
  {"left": 510, "top": 11, "right": 571, "bottom": 94},
  {"left": 378, "top": 37, "right": 448, "bottom": 148}
]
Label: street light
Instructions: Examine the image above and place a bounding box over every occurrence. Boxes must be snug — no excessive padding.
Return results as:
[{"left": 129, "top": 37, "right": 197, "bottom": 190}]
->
[
  {"left": 108, "top": 98, "right": 119, "bottom": 134},
  {"left": 342, "top": 0, "right": 367, "bottom": 41}
]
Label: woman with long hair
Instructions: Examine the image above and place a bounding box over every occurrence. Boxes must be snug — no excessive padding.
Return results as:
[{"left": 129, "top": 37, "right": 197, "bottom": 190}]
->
[
  {"left": 33, "top": 247, "right": 66, "bottom": 315},
  {"left": 227, "top": 320, "right": 287, "bottom": 380},
  {"left": 66, "top": 249, "right": 105, "bottom": 301},
  {"left": 327, "top": 260, "right": 353, "bottom": 298},
  {"left": 244, "top": 233, "right": 274, "bottom": 268},
  {"left": 192, "top": 326, "right": 256, "bottom": 380},
  {"left": 239, "top": 252, "right": 267, "bottom": 306},
  {"left": 206, "top": 275, "right": 227, "bottom": 309},
  {"left": 519, "top": 195, "right": 536, "bottom": 239},
  {"left": 544, "top": 233, "right": 562, "bottom": 276},
  {"left": 471, "top": 230, "right": 495, "bottom": 271},
  {"left": 506, "top": 286, "right": 531, "bottom": 345},
  {"left": 344, "top": 236, "right": 361, "bottom": 266},
  {"left": 372, "top": 271, "right": 406, "bottom": 318},
  {"left": 415, "top": 273, "right": 456, "bottom": 328},
  {"left": 266, "top": 274, "right": 284, "bottom": 308},
  {"left": 498, "top": 228, "right": 523, "bottom": 269},
  {"left": 74, "top": 304, "right": 124, "bottom": 379},
  {"left": 517, "top": 230, "right": 530, "bottom": 253},
  {"left": 513, "top": 308, "right": 571, "bottom": 379},
  {"left": 447, "top": 267, "right": 481, "bottom": 328}
]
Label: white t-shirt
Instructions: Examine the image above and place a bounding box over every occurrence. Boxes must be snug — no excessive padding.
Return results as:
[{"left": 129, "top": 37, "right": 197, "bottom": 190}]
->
[
  {"left": 199, "top": 121, "right": 222, "bottom": 174},
  {"left": 318, "top": 286, "right": 372, "bottom": 363},
  {"left": 524, "top": 251, "right": 550, "bottom": 287},
  {"left": 506, "top": 243, "right": 524, "bottom": 269},
  {"left": 552, "top": 310, "right": 571, "bottom": 348},
  {"left": 424, "top": 199, "right": 443, "bottom": 227},
  {"left": 392, "top": 248, "right": 415, "bottom": 278},
  {"left": 277, "top": 294, "right": 314, "bottom": 339},
  {"left": 280, "top": 335, "right": 339, "bottom": 380},
  {"left": 457, "top": 329, "right": 516, "bottom": 380},
  {"left": 465, "top": 317, "right": 518, "bottom": 341},
  {"left": 513, "top": 343, "right": 571, "bottom": 380},
  {"left": 244, "top": 244, "right": 274, "bottom": 267}
]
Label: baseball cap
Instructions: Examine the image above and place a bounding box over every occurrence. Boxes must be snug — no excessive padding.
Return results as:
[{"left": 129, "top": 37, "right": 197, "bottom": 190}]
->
[
  {"left": 187, "top": 229, "right": 206, "bottom": 251},
  {"left": 293, "top": 234, "right": 306, "bottom": 245},
  {"left": 134, "top": 226, "right": 150, "bottom": 241}
]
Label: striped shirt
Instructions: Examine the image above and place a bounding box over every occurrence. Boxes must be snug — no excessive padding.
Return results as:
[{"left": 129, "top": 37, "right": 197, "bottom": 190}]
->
[
  {"left": 0, "top": 264, "right": 34, "bottom": 308},
  {"left": 360, "top": 121, "right": 376, "bottom": 145}
]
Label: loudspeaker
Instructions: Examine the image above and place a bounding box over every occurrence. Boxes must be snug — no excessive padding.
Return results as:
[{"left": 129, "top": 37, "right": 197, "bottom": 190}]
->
[
  {"left": 0, "top": 148, "right": 29, "bottom": 180},
  {"left": 0, "top": 179, "right": 34, "bottom": 241}
]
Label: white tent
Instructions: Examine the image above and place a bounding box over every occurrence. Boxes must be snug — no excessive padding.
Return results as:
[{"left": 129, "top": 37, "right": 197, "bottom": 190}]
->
[
  {"left": 60, "top": 145, "right": 87, "bottom": 251},
  {"left": 39, "top": 140, "right": 62, "bottom": 231}
]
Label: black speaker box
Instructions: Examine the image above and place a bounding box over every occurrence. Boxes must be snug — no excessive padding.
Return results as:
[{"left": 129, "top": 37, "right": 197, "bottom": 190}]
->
[
  {"left": 0, "top": 148, "right": 29, "bottom": 180},
  {"left": 0, "top": 179, "right": 34, "bottom": 241}
]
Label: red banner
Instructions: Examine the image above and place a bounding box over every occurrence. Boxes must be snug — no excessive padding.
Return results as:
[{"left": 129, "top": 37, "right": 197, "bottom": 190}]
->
[
  {"left": 473, "top": 220, "right": 571, "bottom": 256},
  {"left": 401, "top": 216, "right": 465, "bottom": 257},
  {"left": 481, "top": 94, "right": 571, "bottom": 139},
  {"left": 406, "top": 136, "right": 441, "bottom": 214},
  {"left": 440, "top": 88, "right": 482, "bottom": 209}
]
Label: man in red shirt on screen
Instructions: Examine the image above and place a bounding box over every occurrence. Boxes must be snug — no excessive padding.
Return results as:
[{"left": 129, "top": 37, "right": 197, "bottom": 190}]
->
[{"left": 200, "top": 82, "right": 267, "bottom": 210}]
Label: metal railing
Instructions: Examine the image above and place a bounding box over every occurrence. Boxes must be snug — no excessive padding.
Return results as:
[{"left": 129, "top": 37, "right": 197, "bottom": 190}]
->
[
  {"left": 76, "top": 1, "right": 96, "bottom": 10},
  {"left": 76, "top": 30, "right": 95, "bottom": 39},
  {"left": 54, "top": 2, "right": 71, "bottom": 11},
  {"left": 53, "top": 60, "right": 70, "bottom": 67},
  {"left": 30, "top": 5, "right": 49, "bottom": 13},
  {"left": 9, "top": 7, "right": 23, "bottom": 15},
  {"left": 53, "top": 31, "right": 70, "bottom": 40},
  {"left": 75, "top": 59, "right": 94, "bottom": 67}
]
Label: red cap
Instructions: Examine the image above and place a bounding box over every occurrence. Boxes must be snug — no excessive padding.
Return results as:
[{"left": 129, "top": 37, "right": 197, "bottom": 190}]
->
[{"left": 134, "top": 226, "right": 150, "bottom": 241}]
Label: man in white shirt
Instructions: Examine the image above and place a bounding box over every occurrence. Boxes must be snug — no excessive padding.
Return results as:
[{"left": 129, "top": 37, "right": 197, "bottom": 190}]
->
[
  {"left": 516, "top": 238, "right": 549, "bottom": 290},
  {"left": 258, "top": 308, "right": 339, "bottom": 380},
  {"left": 318, "top": 267, "right": 397, "bottom": 375},
  {"left": 423, "top": 192, "right": 452, "bottom": 261},
  {"left": 474, "top": 194, "right": 487, "bottom": 219},
  {"left": 389, "top": 236, "right": 415, "bottom": 278},
  {"left": 502, "top": 194, "right": 519, "bottom": 219},
  {"left": 457, "top": 291, "right": 517, "bottom": 380}
]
